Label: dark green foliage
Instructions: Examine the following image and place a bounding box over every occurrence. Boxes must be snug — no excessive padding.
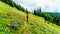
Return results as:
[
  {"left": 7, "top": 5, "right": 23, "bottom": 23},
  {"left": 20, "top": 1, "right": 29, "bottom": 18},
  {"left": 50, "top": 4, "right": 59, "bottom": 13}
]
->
[
  {"left": 0, "top": 0, "right": 26, "bottom": 12},
  {"left": 37, "top": 7, "right": 41, "bottom": 12},
  {"left": 0, "top": 0, "right": 14, "bottom": 7},
  {"left": 14, "top": 3, "right": 26, "bottom": 12},
  {"left": 26, "top": 9, "right": 28, "bottom": 13},
  {"left": 34, "top": 9, "right": 60, "bottom": 26},
  {"left": 34, "top": 7, "right": 41, "bottom": 15},
  {"left": 45, "top": 12, "right": 60, "bottom": 26},
  {"left": 53, "top": 17, "right": 60, "bottom": 25},
  {"left": 34, "top": 10, "right": 37, "bottom": 15}
]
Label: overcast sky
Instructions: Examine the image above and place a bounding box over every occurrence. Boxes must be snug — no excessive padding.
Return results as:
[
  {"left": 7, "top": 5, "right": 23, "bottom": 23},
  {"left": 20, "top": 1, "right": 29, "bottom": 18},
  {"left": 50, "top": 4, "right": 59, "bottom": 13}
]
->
[{"left": 14, "top": 0, "right": 60, "bottom": 13}]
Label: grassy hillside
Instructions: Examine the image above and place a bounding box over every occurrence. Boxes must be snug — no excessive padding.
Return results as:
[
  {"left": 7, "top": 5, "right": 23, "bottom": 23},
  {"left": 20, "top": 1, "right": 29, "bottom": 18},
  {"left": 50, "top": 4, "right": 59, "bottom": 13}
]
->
[{"left": 0, "top": 1, "right": 60, "bottom": 34}]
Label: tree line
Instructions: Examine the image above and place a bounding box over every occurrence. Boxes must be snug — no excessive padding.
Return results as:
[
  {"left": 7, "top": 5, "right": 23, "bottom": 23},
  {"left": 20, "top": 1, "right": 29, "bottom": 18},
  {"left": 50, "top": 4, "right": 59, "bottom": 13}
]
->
[
  {"left": 34, "top": 7, "right": 60, "bottom": 26},
  {"left": 0, "top": 0, "right": 26, "bottom": 12},
  {"left": 0, "top": 0, "right": 60, "bottom": 26}
]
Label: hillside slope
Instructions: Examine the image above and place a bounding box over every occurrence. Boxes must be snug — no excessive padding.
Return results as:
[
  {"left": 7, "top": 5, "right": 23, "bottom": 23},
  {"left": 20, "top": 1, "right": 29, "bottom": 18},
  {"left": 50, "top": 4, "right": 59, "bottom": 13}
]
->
[{"left": 0, "top": 1, "right": 60, "bottom": 34}]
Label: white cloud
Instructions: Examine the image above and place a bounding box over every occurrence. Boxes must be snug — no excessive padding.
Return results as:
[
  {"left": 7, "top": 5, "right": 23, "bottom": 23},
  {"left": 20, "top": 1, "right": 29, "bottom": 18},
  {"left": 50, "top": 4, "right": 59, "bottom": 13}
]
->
[{"left": 14, "top": 0, "right": 60, "bottom": 13}]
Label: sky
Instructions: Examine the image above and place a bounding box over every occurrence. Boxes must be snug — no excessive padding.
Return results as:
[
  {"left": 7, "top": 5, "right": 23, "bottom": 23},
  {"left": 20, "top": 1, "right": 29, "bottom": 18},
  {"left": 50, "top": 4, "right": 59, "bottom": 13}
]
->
[{"left": 13, "top": 0, "right": 60, "bottom": 13}]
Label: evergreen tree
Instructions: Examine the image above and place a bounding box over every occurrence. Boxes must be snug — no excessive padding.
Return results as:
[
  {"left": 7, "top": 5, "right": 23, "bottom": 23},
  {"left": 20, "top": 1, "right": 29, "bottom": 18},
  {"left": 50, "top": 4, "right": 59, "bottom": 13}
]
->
[
  {"left": 34, "top": 9, "right": 37, "bottom": 15},
  {"left": 0, "top": 0, "right": 25, "bottom": 12}
]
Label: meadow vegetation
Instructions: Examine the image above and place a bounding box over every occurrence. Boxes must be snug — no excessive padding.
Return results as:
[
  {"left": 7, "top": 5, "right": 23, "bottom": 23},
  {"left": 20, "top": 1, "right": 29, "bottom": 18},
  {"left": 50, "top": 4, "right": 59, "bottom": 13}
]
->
[{"left": 0, "top": 1, "right": 60, "bottom": 34}]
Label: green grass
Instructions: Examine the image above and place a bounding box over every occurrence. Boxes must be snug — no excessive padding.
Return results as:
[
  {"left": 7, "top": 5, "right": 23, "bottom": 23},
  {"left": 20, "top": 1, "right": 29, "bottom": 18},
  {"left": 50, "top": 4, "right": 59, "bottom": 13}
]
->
[{"left": 0, "top": 1, "right": 60, "bottom": 34}]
